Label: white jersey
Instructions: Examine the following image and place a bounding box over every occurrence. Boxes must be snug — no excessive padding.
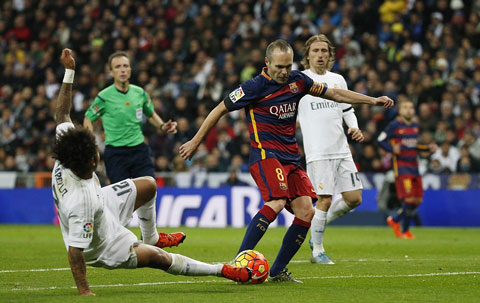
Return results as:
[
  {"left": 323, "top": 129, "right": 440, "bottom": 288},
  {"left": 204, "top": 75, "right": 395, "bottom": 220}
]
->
[
  {"left": 298, "top": 70, "right": 354, "bottom": 163},
  {"left": 52, "top": 122, "right": 137, "bottom": 268}
]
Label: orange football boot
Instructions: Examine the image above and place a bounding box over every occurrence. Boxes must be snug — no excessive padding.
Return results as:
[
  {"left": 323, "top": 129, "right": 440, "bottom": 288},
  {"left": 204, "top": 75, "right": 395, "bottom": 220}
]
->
[
  {"left": 400, "top": 231, "right": 416, "bottom": 239},
  {"left": 155, "top": 232, "right": 186, "bottom": 248},
  {"left": 386, "top": 216, "right": 402, "bottom": 238},
  {"left": 221, "top": 265, "right": 252, "bottom": 283}
]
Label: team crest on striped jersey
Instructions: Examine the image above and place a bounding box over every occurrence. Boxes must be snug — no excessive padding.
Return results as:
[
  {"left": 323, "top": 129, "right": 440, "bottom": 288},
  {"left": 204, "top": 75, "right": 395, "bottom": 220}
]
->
[
  {"left": 229, "top": 87, "right": 245, "bottom": 103},
  {"left": 279, "top": 182, "right": 288, "bottom": 190},
  {"left": 289, "top": 82, "right": 299, "bottom": 93}
]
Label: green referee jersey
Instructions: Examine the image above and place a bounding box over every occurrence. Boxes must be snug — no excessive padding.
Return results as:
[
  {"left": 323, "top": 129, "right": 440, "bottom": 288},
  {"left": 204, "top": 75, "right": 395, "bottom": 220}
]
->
[{"left": 85, "top": 84, "right": 154, "bottom": 147}]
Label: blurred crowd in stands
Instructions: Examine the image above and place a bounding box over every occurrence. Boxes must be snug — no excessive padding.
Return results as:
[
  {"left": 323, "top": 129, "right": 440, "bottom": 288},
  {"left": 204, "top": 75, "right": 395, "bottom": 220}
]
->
[{"left": 1, "top": 0, "right": 480, "bottom": 180}]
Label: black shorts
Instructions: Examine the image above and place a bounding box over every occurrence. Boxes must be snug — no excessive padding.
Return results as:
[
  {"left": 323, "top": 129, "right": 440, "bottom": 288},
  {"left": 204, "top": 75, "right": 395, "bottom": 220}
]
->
[{"left": 104, "top": 143, "right": 155, "bottom": 183}]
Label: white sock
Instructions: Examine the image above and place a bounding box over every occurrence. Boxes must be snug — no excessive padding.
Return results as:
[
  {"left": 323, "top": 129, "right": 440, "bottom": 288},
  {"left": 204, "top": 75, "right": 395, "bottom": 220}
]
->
[
  {"left": 167, "top": 253, "right": 222, "bottom": 276},
  {"left": 326, "top": 198, "right": 352, "bottom": 224},
  {"left": 311, "top": 208, "right": 327, "bottom": 255},
  {"left": 136, "top": 193, "right": 159, "bottom": 245}
]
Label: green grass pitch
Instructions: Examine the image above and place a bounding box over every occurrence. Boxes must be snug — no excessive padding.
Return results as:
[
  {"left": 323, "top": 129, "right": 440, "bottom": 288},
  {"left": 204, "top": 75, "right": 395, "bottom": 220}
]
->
[{"left": 1, "top": 225, "right": 479, "bottom": 303}]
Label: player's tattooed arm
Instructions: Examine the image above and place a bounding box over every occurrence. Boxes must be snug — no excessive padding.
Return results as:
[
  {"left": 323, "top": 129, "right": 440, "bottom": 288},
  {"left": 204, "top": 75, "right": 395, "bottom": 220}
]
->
[
  {"left": 56, "top": 49, "right": 75, "bottom": 124},
  {"left": 68, "top": 246, "right": 95, "bottom": 296}
]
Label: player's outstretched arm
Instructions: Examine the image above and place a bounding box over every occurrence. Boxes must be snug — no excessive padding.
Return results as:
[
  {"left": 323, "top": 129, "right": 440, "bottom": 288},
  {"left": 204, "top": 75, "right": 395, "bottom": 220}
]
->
[
  {"left": 322, "top": 87, "right": 394, "bottom": 108},
  {"left": 68, "top": 246, "right": 95, "bottom": 296},
  {"left": 179, "top": 101, "right": 228, "bottom": 160},
  {"left": 56, "top": 49, "right": 76, "bottom": 125}
]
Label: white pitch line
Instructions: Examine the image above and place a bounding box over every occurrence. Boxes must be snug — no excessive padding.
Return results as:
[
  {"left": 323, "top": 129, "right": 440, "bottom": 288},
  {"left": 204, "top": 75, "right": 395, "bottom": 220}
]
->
[
  {"left": 3, "top": 257, "right": 479, "bottom": 273},
  {"left": 298, "top": 271, "right": 480, "bottom": 280},
  {"left": 0, "top": 268, "right": 71, "bottom": 273},
  {"left": 12, "top": 280, "right": 222, "bottom": 292},
  {"left": 10, "top": 271, "right": 479, "bottom": 292},
  {"left": 291, "top": 257, "right": 480, "bottom": 263}
]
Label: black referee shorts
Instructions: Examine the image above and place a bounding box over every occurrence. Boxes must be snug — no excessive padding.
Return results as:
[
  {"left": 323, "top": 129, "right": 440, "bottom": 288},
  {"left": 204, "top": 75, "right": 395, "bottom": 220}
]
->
[{"left": 104, "top": 142, "right": 155, "bottom": 183}]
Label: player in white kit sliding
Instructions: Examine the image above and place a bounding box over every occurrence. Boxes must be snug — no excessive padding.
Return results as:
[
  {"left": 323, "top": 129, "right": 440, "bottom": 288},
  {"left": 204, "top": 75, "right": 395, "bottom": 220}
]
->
[
  {"left": 52, "top": 49, "right": 251, "bottom": 296},
  {"left": 298, "top": 35, "right": 365, "bottom": 264}
]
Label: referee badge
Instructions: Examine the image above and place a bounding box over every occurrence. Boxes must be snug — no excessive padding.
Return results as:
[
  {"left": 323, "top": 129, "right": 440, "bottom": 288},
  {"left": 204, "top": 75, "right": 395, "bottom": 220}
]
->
[{"left": 136, "top": 108, "right": 143, "bottom": 120}]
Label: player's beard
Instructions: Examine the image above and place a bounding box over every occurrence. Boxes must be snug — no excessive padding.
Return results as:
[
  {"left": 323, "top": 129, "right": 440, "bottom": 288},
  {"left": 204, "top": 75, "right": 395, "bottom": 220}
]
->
[
  {"left": 402, "top": 115, "right": 413, "bottom": 123},
  {"left": 312, "top": 62, "right": 327, "bottom": 75},
  {"left": 317, "top": 66, "right": 327, "bottom": 74}
]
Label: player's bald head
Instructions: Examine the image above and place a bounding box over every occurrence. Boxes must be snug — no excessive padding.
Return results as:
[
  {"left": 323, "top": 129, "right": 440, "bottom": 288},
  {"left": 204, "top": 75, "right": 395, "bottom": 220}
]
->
[{"left": 265, "top": 40, "right": 293, "bottom": 61}]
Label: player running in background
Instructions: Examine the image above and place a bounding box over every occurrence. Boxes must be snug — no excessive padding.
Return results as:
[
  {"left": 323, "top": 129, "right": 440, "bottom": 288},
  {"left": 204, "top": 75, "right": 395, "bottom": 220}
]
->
[
  {"left": 53, "top": 49, "right": 251, "bottom": 296},
  {"left": 298, "top": 34, "right": 364, "bottom": 264},
  {"left": 378, "top": 99, "right": 437, "bottom": 239},
  {"left": 179, "top": 39, "right": 393, "bottom": 283}
]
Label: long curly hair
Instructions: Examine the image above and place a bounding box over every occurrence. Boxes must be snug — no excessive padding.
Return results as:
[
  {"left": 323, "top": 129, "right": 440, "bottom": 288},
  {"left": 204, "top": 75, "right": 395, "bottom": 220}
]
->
[{"left": 53, "top": 127, "right": 98, "bottom": 177}]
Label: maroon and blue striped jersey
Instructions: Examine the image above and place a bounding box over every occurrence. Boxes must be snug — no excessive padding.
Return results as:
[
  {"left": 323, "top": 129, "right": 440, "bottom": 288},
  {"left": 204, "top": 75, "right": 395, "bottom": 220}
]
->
[
  {"left": 378, "top": 117, "right": 428, "bottom": 177},
  {"left": 224, "top": 68, "right": 327, "bottom": 166}
]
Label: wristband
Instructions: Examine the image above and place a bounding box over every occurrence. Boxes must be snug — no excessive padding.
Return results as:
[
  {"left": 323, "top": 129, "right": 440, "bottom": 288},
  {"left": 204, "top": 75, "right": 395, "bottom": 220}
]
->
[{"left": 63, "top": 69, "right": 75, "bottom": 83}]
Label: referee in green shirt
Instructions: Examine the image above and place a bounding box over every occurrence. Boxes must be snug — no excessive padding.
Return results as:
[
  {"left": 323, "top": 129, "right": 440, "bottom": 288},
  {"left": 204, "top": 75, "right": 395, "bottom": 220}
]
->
[{"left": 84, "top": 51, "right": 177, "bottom": 183}]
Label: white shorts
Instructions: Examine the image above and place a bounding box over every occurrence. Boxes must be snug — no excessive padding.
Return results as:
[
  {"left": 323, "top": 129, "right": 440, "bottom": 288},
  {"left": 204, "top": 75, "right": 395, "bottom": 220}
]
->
[
  {"left": 307, "top": 158, "right": 363, "bottom": 196},
  {"left": 89, "top": 179, "right": 140, "bottom": 269},
  {"left": 88, "top": 240, "right": 140, "bottom": 270},
  {"left": 102, "top": 179, "right": 137, "bottom": 226}
]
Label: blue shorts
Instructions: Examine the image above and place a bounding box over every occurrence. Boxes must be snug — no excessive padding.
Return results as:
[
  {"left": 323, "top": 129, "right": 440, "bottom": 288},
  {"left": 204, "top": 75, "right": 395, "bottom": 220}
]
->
[{"left": 104, "top": 143, "right": 155, "bottom": 183}]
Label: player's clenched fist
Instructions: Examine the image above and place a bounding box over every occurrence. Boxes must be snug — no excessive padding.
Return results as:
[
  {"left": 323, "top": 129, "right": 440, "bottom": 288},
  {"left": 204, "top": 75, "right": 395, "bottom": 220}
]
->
[{"left": 60, "top": 48, "right": 75, "bottom": 70}]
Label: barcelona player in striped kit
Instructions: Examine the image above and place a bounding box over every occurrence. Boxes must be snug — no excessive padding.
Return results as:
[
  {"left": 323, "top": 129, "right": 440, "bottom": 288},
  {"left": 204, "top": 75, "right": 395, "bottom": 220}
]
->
[
  {"left": 180, "top": 40, "right": 393, "bottom": 282},
  {"left": 378, "top": 99, "right": 437, "bottom": 239}
]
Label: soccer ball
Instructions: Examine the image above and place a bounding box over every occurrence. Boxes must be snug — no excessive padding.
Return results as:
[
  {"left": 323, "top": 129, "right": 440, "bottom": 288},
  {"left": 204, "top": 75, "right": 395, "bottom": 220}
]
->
[{"left": 234, "top": 250, "right": 269, "bottom": 284}]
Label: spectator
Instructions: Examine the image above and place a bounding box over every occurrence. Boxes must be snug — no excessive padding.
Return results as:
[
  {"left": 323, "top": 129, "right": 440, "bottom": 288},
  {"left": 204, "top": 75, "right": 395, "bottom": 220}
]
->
[
  {"left": 458, "top": 131, "right": 480, "bottom": 162},
  {"left": 431, "top": 141, "right": 460, "bottom": 173},
  {"left": 221, "top": 167, "right": 250, "bottom": 187},
  {"left": 456, "top": 146, "right": 478, "bottom": 173}
]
